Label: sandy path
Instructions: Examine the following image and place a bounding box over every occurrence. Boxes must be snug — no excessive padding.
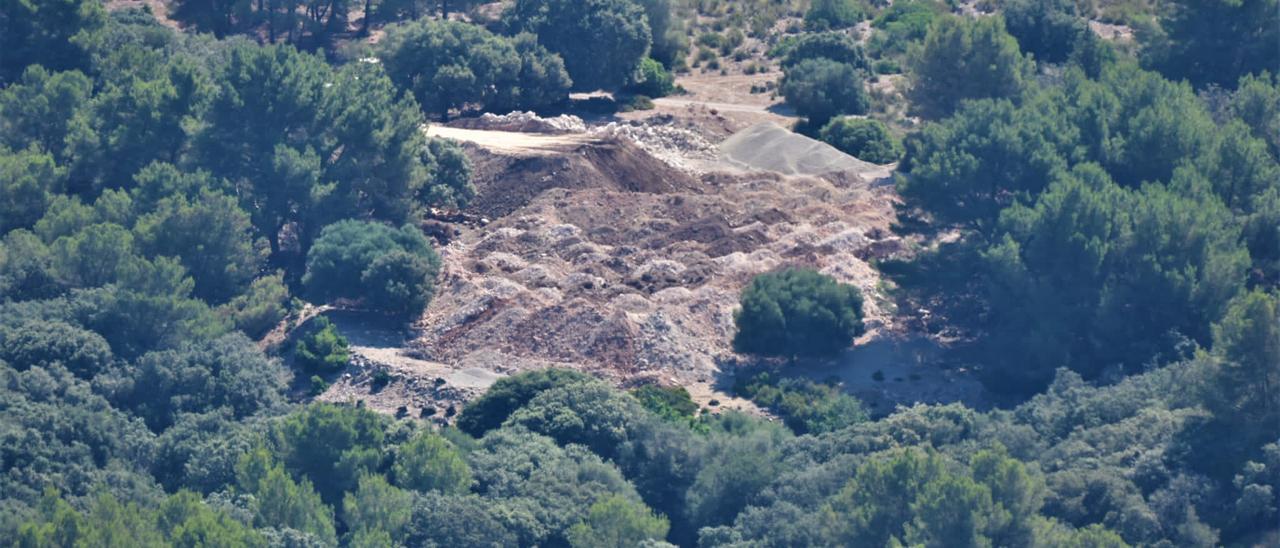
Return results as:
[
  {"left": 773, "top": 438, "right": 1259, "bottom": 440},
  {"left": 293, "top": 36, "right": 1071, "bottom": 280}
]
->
[{"left": 426, "top": 125, "right": 601, "bottom": 154}]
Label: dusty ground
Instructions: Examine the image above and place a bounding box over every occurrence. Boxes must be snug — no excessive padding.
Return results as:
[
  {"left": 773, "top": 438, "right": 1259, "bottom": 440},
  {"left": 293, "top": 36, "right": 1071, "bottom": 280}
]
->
[{"left": 325, "top": 114, "right": 985, "bottom": 418}]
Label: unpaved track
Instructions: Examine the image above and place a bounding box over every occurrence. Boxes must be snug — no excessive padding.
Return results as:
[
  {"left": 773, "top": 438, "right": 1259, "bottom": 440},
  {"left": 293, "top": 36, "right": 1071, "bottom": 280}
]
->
[{"left": 653, "top": 97, "right": 784, "bottom": 114}]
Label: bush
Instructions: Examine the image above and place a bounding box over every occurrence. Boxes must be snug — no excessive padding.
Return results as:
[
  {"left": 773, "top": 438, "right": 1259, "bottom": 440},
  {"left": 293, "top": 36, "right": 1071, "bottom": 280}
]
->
[
  {"left": 780, "top": 58, "right": 870, "bottom": 126},
  {"left": 628, "top": 58, "right": 676, "bottom": 98},
  {"left": 734, "top": 372, "right": 868, "bottom": 434},
  {"left": 303, "top": 220, "right": 441, "bottom": 318},
  {"left": 454, "top": 368, "right": 594, "bottom": 436},
  {"left": 805, "top": 0, "right": 865, "bottom": 30},
  {"left": 781, "top": 31, "right": 868, "bottom": 70},
  {"left": 1001, "top": 0, "right": 1086, "bottom": 63},
  {"left": 632, "top": 385, "right": 700, "bottom": 423},
  {"left": 819, "top": 117, "right": 904, "bottom": 163},
  {"left": 733, "top": 268, "right": 865, "bottom": 358},
  {"left": 908, "top": 15, "right": 1032, "bottom": 119},
  {"left": 505, "top": 0, "right": 651, "bottom": 91},
  {"left": 294, "top": 317, "right": 349, "bottom": 373},
  {"left": 378, "top": 19, "right": 571, "bottom": 116},
  {"left": 220, "top": 271, "right": 289, "bottom": 338}
]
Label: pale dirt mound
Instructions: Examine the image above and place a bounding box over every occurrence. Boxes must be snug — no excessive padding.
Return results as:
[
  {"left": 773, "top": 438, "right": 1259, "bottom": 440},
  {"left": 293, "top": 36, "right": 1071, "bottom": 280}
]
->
[
  {"left": 459, "top": 137, "right": 704, "bottom": 219},
  {"left": 404, "top": 166, "right": 951, "bottom": 410},
  {"left": 720, "top": 122, "right": 888, "bottom": 177},
  {"left": 340, "top": 117, "right": 982, "bottom": 417},
  {"left": 449, "top": 111, "right": 588, "bottom": 134}
]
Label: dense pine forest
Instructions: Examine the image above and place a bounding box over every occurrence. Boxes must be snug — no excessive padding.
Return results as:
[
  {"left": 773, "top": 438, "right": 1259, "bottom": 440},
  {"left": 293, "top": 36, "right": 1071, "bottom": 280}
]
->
[{"left": 0, "top": 0, "right": 1276, "bottom": 546}]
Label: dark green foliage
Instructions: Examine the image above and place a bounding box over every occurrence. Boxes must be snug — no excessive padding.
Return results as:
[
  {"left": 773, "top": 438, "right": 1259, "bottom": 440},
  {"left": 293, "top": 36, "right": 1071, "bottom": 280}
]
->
[
  {"left": 1, "top": 3, "right": 1274, "bottom": 545},
  {"left": 805, "top": 0, "right": 865, "bottom": 30},
  {"left": 635, "top": 0, "right": 687, "bottom": 68},
  {"left": 1231, "top": 72, "right": 1280, "bottom": 159},
  {"left": 468, "top": 428, "right": 644, "bottom": 545},
  {"left": 781, "top": 58, "right": 870, "bottom": 126},
  {"left": 0, "top": 66, "right": 93, "bottom": 167},
  {"left": 818, "top": 448, "right": 1044, "bottom": 547},
  {"left": 219, "top": 271, "right": 290, "bottom": 339},
  {"left": 303, "top": 220, "right": 441, "bottom": 317},
  {"left": 455, "top": 368, "right": 594, "bottom": 436},
  {"left": 566, "top": 494, "right": 671, "bottom": 547},
  {"left": 16, "top": 489, "right": 264, "bottom": 547},
  {"left": 0, "top": 360, "right": 155, "bottom": 514},
  {"left": 628, "top": 57, "right": 677, "bottom": 98},
  {"left": 269, "top": 403, "right": 388, "bottom": 506},
  {"left": 980, "top": 165, "right": 1248, "bottom": 391},
  {"left": 1144, "top": 0, "right": 1280, "bottom": 87},
  {"left": 0, "top": 148, "right": 65, "bottom": 233},
  {"left": 632, "top": 384, "right": 700, "bottom": 423},
  {"left": 1207, "top": 290, "right": 1279, "bottom": 443},
  {"left": 819, "top": 117, "right": 904, "bottom": 163},
  {"left": 103, "top": 333, "right": 288, "bottom": 432},
  {"left": 359, "top": 251, "right": 441, "bottom": 319},
  {"left": 734, "top": 372, "right": 868, "bottom": 434},
  {"left": 868, "top": 0, "right": 945, "bottom": 58},
  {"left": 0, "top": 0, "right": 105, "bottom": 83},
  {"left": 378, "top": 19, "right": 572, "bottom": 116},
  {"left": 685, "top": 419, "right": 790, "bottom": 529},
  {"left": 404, "top": 491, "right": 520, "bottom": 547},
  {"left": 392, "top": 432, "right": 472, "bottom": 494},
  {"left": 0, "top": 319, "right": 112, "bottom": 378},
  {"left": 294, "top": 316, "right": 350, "bottom": 374},
  {"left": 194, "top": 43, "right": 448, "bottom": 255},
  {"left": 343, "top": 474, "right": 412, "bottom": 545},
  {"left": 133, "top": 190, "right": 266, "bottom": 304},
  {"left": 733, "top": 269, "right": 865, "bottom": 358},
  {"left": 504, "top": 377, "right": 653, "bottom": 460},
  {"left": 909, "top": 15, "right": 1033, "bottom": 119},
  {"left": 1001, "top": 0, "right": 1087, "bottom": 63},
  {"left": 235, "top": 446, "right": 338, "bottom": 544},
  {"left": 506, "top": 0, "right": 652, "bottom": 91},
  {"left": 781, "top": 31, "right": 869, "bottom": 70},
  {"left": 170, "top": 0, "right": 355, "bottom": 47}
]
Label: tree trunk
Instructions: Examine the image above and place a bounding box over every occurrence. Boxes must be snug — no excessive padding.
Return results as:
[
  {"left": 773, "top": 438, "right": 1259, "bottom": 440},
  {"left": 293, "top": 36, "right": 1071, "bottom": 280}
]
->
[{"left": 362, "top": 0, "right": 372, "bottom": 35}]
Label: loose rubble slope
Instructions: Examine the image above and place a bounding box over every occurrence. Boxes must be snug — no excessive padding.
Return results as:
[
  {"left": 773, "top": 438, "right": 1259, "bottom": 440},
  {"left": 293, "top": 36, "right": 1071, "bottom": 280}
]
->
[{"left": 325, "top": 115, "right": 983, "bottom": 418}]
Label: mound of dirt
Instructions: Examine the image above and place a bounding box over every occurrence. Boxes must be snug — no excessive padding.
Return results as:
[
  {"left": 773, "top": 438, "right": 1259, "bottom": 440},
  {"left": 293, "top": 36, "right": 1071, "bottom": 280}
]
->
[
  {"left": 339, "top": 120, "right": 981, "bottom": 418},
  {"left": 410, "top": 168, "right": 915, "bottom": 390},
  {"left": 719, "top": 122, "right": 884, "bottom": 177},
  {"left": 461, "top": 137, "right": 703, "bottom": 219}
]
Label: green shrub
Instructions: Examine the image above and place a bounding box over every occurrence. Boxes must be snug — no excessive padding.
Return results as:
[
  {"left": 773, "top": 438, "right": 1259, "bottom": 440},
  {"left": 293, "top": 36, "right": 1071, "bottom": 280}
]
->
[
  {"left": 908, "top": 15, "right": 1032, "bottom": 119},
  {"left": 819, "top": 117, "right": 904, "bottom": 163},
  {"left": 454, "top": 368, "right": 594, "bottom": 436},
  {"left": 294, "top": 317, "right": 349, "bottom": 373},
  {"left": 629, "top": 58, "right": 675, "bottom": 97},
  {"left": 732, "top": 268, "right": 865, "bottom": 358},
  {"left": 304, "top": 220, "right": 441, "bottom": 318},
  {"left": 782, "top": 32, "right": 868, "bottom": 70},
  {"left": 632, "top": 385, "right": 700, "bottom": 423},
  {"left": 805, "top": 0, "right": 865, "bottom": 30},
  {"left": 220, "top": 271, "right": 289, "bottom": 338},
  {"left": 781, "top": 58, "right": 870, "bottom": 125},
  {"left": 734, "top": 372, "right": 867, "bottom": 434}
]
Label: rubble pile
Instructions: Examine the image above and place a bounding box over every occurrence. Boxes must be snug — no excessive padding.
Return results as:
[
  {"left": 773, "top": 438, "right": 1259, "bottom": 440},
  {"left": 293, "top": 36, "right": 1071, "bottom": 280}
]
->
[
  {"left": 590, "top": 122, "right": 719, "bottom": 172},
  {"left": 451, "top": 111, "right": 588, "bottom": 134}
]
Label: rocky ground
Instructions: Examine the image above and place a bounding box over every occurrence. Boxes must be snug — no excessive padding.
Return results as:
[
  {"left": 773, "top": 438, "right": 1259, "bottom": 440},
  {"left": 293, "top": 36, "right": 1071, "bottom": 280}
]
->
[{"left": 320, "top": 110, "right": 985, "bottom": 420}]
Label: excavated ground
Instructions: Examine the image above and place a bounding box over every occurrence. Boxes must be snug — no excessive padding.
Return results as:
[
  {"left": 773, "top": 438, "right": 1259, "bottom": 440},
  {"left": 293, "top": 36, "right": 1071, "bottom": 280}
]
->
[{"left": 321, "top": 117, "right": 985, "bottom": 420}]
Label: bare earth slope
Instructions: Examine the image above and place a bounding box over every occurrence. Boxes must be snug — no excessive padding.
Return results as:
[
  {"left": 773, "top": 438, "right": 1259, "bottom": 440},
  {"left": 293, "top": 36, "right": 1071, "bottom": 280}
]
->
[{"left": 322, "top": 118, "right": 983, "bottom": 418}]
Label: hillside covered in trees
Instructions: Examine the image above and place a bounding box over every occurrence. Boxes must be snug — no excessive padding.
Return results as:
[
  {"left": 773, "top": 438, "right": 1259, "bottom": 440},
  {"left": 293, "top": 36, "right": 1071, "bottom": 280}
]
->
[{"left": 0, "top": 0, "right": 1277, "bottom": 547}]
